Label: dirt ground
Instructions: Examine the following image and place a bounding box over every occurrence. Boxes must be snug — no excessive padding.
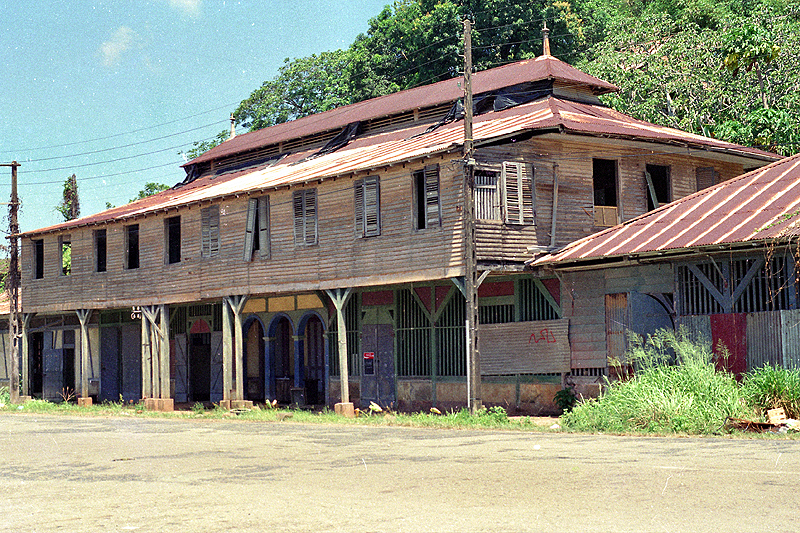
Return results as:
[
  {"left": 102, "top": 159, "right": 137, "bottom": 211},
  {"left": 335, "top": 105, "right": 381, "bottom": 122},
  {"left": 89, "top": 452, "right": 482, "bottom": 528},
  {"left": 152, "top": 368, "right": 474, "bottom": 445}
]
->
[{"left": 1, "top": 413, "right": 799, "bottom": 532}]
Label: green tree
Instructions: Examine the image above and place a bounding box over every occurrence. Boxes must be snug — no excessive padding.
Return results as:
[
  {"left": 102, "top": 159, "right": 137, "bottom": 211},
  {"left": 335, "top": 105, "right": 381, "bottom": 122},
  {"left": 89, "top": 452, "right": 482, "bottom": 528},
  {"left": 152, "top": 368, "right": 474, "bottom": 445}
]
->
[
  {"left": 130, "top": 182, "right": 170, "bottom": 203},
  {"left": 55, "top": 174, "right": 80, "bottom": 221}
]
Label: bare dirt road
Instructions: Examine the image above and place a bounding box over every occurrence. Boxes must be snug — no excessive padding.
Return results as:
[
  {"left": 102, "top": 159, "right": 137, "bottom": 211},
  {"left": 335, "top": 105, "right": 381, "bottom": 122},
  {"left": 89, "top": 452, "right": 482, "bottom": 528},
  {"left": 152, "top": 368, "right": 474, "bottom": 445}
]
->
[{"left": 1, "top": 413, "right": 798, "bottom": 532}]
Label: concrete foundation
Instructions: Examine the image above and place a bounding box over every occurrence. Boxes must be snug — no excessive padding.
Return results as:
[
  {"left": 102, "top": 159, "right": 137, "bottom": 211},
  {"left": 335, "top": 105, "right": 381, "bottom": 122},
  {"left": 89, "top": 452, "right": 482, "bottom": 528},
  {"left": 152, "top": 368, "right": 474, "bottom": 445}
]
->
[
  {"left": 144, "top": 398, "right": 174, "bottom": 412},
  {"left": 78, "top": 397, "right": 93, "bottom": 408},
  {"left": 218, "top": 400, "right": 254, "bottom": 410},
  {"left": 334, "top": 402, "right": 355, "bottom": 418}
]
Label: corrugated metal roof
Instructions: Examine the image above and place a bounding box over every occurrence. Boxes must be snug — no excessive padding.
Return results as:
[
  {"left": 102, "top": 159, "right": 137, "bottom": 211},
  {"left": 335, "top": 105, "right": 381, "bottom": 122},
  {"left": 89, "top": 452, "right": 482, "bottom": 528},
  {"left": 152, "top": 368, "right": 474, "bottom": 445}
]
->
[
  {"left": 23, "top": 96, "right": 780, "bottom": 237},
  {"left": 186, "top": 55, "right": 619, "bottom": 166},
  {"left": 534, "top": 152, "right": 800, "bottom": 267}
]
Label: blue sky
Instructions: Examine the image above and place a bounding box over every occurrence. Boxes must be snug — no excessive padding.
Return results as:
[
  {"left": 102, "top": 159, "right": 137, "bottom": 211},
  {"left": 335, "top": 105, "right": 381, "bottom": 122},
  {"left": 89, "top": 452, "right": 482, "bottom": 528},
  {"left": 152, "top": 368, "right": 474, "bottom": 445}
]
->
[{"left": 1, "top": 0, "right": 389, "bottom": 233}]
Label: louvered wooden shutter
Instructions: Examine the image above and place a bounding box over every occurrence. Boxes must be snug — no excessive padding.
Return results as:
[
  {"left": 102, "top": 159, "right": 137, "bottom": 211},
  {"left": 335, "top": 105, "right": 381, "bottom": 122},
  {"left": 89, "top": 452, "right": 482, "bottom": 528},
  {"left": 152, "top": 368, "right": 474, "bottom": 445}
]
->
[
  {"left": 696, "top": 167, "right": 719, "bottom": 191},
  {"left": 354, "top": 178, "right": 364, "bottom": 236},
  {"left": 364, "top": 176, "right": 380, "bottom": 237},
  {"left": 502, "top": 161, "right": 522, "bottom": 224},
  {"left": 202, "top": 205, "right": 219, "bottom": 257},
  {"left": 521, "top": 163, "right": 534, "bottom": 224},
  {"left": 257, "top": 196, "right": 270, "bottom": 258},
  {"left": 292, "top": 191, "right": 304, "bottom": 245},
  {"left": 424, "top": 164, "right": 440, "bottom": 228},
  {"left": 304, "top": 189, "right": 318, "bottom": 245},
  {"left": 243, "top": 198, "right": 257, "bottom": 260}
]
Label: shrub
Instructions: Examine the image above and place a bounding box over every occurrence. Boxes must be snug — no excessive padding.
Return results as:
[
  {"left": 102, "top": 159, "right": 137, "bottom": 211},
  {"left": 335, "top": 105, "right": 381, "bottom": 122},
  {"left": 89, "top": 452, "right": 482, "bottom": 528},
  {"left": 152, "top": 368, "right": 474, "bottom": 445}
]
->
[
  {"left": 562, "top": 328, "right": 747, "bottom": 434},
  {"left": 741, "top": 365, "right": 800, "bottom": 419},
  {"left": 0, "top": 386, "right": 9, "bottom": 406}
]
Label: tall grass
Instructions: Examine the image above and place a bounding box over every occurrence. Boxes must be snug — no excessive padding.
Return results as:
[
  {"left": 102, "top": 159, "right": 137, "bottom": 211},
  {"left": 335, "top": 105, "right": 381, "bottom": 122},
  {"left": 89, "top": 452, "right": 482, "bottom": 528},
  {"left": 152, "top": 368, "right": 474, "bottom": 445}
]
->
[
  {"left": 562, "top": 328, "right": 747, "bottom": 434},
  {"left": 742, "top": 365, "right": 800, "bottom": 419}
]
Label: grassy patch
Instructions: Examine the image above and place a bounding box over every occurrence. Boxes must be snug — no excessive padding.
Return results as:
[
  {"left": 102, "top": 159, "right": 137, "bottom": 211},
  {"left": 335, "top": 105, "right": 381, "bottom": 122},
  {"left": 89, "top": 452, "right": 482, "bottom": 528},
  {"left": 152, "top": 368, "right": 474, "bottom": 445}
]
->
[
  {"left": 741, "top": 365, "right": 800, "bottom": 419},
  {"left": 561, "top": 328, "right": 748, "bottom": 435}
]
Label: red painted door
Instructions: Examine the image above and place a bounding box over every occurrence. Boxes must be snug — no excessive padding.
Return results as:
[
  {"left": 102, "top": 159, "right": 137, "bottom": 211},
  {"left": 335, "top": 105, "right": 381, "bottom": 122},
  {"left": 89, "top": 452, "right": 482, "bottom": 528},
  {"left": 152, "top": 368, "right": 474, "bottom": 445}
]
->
[{"left": 709, "top": 313, "right": 747, "bottom": 377}]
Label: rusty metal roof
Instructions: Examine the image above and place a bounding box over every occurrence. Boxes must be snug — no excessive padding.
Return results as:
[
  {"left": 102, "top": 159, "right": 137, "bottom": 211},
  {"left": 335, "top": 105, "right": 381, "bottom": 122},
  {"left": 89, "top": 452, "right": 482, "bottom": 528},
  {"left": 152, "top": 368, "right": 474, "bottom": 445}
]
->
[
  {"left": 23, "top": 95, "right": 780, "bottom": 237},
  {"left": 534, "top": 153, "right": 800, "bottom": 268},
  {"left": 186, "top": 55, "right": 619, "bottom": 166}
]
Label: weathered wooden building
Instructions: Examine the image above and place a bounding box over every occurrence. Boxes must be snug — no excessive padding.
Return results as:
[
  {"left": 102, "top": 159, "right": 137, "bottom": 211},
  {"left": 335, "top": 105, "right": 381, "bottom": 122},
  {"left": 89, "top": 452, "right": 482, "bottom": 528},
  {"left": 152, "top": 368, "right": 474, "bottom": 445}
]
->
[
  {"left": 6, "top": 47, "right": 779, "bottom": 412},
  {"left": 533, "top": 153, "right": 800, "bottom": 380}
]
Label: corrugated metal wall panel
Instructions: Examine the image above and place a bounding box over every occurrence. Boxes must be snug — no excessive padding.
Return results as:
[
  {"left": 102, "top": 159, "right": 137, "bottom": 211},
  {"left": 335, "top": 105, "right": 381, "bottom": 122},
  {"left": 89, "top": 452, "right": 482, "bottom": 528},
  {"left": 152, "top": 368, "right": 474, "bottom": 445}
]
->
[
  {"left": 479, "top": 319, "right": 570, "bottom": 375},
  {"left": 605, "top": 293, "right": 628, "bottom": 363},
  {"left": 676, "top": 315, "right": 712, "bottom": 347},
  {"left": 780, "top": 309, "right": 800, "bottom": 370},
  {"left": 746, "top": 311, "right": 783, "bottom": 370}
]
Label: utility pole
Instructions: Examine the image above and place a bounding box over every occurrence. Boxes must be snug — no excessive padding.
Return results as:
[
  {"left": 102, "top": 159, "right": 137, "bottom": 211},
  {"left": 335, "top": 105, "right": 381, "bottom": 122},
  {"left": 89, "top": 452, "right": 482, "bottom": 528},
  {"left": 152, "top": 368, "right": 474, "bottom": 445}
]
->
[
  {"left": 3, "top": 161, "right": 21, "bottom": 404},
  {"left": 462, "top": 19, "right": 482, "bottom": 414}
]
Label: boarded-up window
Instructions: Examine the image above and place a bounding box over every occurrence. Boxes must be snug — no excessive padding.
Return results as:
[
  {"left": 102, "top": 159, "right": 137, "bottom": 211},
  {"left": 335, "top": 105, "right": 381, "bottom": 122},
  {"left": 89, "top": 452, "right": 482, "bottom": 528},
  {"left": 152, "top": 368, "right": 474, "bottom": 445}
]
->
[
  {"left": 33, "top": 239, "right": 44, "bottom": 279},
  {"left": 95, "top": 229, "right": 107, "bottom": 272},
  {"left": 293, "top": 189, "right": 318, "bottom": 246},
  {"left": 696, "top": 166, "right": 720, "bottom": 191},
  {"left": 243, "top": 196, "right": 270, "bottom": 260},
  {"left": 201, "top": 205, "right": 220, "bottom": 258},
  {"left": 354, "top": 176, "right": 381, "bottom": 237},
  {"left": 413, "top": 164, "right": 441, "bottom": 230},
  {"left": 502, "top": 161, "right": 534, "bottom": 225},
  {"left": 125, "top": 224, "right": 139, "bottom": 270}
]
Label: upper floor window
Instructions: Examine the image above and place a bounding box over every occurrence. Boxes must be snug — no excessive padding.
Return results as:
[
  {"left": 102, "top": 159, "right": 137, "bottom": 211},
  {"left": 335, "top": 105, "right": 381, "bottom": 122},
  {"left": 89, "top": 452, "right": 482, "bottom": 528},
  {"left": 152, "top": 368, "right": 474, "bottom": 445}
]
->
[
  {"left": 126, "top": 224, "right": 139, "bottom": 269},
  {"left": 696, "top": 166, "right": 720, "bottom": 192},
  {"left": 413, "top": 164, "right": 440, "bottom": 230},
  {"left": 244, "top": 197, "right": 270, "bottom": 260},
  {"left": 593, "top": 158, "right": 618, "bottom": 226},
  {"left": 165, "top": 216, "right": 181, "bottom": 264},
  {"left": 475, "top": 161, "right": 534, "bottom": 224},
  {"left": 60, "top": 235, "right": 71, "bottom": 276},
  {"left": 95, "top": 229, "right": 107, "bottom": 272},
  {"left": 33, "top": 239, "right": 44, "bottom": 279},
  {"left": 645, "top": 164, "right": 670, "bottom": 211},
  {"left": 201, "top": 205, "right": 220, "bottom": 258},
  {"left": 293, "top": 189, "right": 318, "bottom": 246},
  {"left": 354, "top": 176, "right": 380, "bottom": 237}
]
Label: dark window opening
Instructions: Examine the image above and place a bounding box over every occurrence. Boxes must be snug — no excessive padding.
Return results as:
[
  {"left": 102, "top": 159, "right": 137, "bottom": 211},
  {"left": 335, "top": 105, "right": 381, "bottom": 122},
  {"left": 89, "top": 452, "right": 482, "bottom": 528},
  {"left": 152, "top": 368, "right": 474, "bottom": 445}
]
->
[
  {"left": 646, "top": 164, "right": 670, "bottom": 211},
  {"left": 593, "top": 159, "right": 617, "bottom": 207},
  {"left": 413, "top": 165, "right": 440, "bottom": 230},
  {"left": 95, "top": 229, "right": 107, "bottom": 272},
  {"left": 60, "top": 235, "right": 71, "bottom": 276},
  {"left": 126, "top": 224, "right": 139, "bottom": 269},
  {"left": 166, "top": 216, "right": 181, "bottom": 264},
  {"left": 33, "top": 239, "right": 44, "bottom": 279}
]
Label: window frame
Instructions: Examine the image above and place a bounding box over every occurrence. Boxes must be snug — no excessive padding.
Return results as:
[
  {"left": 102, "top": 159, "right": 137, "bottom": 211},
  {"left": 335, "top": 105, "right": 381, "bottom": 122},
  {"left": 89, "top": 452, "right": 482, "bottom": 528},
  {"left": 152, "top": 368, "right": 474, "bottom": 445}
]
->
[
  {"left": 32, "top": 239, "right": 44, "bottom": 279},
  {"left": 293, "top": 189, "right": 318, "bottom": 246},
  {"left": 243, "top": 196, "right": 270, "bottom": 260},
  {"left": 165, "top": 215, "right": 181, "bottom": 265},
  {"left": 59, "top": 234, "right": 71, "bottom": 276},
  {"left": 412, "top": 164, "right": 441, "bottom": 230},
  {"left": 354, "top": 176, "right": 381, "bottom": 238},
  {"left": 125, "top": 224, "right": 140, "bottom": 270}
]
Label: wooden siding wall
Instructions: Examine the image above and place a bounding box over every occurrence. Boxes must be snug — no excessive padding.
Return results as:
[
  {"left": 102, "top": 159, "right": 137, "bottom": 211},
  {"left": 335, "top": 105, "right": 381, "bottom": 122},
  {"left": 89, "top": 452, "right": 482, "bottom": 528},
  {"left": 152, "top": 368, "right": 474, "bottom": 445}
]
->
[
  {"left": 22, "top": 155, "right": 465, "bottom": 312},
  {"left": 561, "top": 264, "right": 674, "bottom": 370},
  {"left": 476, "top": 136, "right": 744, "bottom": 250}
]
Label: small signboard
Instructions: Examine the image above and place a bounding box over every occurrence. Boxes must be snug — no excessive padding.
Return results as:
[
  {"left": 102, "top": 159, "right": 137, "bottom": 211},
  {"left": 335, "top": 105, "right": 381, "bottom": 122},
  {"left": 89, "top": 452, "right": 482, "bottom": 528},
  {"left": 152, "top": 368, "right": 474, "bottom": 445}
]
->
[{"left": 363, "top": 352, "right": 375, "bottom": 375}]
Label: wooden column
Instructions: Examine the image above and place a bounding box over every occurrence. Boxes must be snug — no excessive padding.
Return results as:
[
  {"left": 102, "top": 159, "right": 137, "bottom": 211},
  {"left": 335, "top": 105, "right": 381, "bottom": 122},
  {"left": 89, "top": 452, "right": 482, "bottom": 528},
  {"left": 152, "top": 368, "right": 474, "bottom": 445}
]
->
[
  {"left": 222, "top": 295, "right": 249, "bottom": 401},
  {"left": 159, "top": 304, "right": 170, "bottom": 399},
  {"left": 76, "top": 309, "right": 92, "bottom": 400},
  {"left": 140, "top": 306, "right": 163, "bottom": 398},
  {"left": 139, "top": 307, "right": 152, "bottom": 398},
  {"left": 325, "top": 288, "right": 352, "bottom": 405}
]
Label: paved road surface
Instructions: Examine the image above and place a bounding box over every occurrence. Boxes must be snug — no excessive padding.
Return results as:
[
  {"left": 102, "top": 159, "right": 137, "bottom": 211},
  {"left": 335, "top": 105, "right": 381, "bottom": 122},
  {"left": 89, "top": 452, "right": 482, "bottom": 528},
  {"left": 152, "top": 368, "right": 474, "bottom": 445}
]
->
[{"left": 1, "top": 414, "right": 798, "bottom": 532}]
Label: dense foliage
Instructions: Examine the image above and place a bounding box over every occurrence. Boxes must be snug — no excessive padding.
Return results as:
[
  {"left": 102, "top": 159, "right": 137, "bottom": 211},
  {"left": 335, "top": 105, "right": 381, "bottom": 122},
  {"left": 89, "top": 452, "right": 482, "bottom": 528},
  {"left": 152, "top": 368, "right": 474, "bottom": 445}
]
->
[{"left": 188, "top": 0, "right": 800, "bottom": 159}]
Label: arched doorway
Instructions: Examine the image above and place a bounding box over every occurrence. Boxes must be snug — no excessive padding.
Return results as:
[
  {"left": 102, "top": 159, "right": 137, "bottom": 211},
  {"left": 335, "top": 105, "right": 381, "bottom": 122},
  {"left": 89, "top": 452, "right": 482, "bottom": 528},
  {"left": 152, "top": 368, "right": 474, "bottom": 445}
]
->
[
  {"left": 300, "top": 313, "right": 326, "bottom": 405},
  {"left": 269, "top": 315, "right": 294, "bottom": 404},
  {"left": 244, "top": 317, "right": 265, "bottom": 402}
]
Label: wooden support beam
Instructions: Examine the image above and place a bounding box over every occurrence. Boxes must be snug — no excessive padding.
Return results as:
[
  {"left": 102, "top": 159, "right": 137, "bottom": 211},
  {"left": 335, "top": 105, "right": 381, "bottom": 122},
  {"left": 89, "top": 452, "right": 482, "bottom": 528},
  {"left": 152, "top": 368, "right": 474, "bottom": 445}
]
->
[
  {"left": 550, "top": 163, "right": 559, "bottom": 249},
  {"left": 139, "top": 307, "right": 152, "bottom": 398},
  {"left": 159, "top": 304, "right": 170, "bottom": 400},
  {"left": 325, "top": 288, "right": 352, "bottom": 405},
  {"left": 223, "top": 295, "right": 249, "bottom": 401},
  {"left": 222, "top": 299, "right": 233, "bottom": 401},
  {"left": 76, "top": 309, "right": 92, "bottom": 400}
]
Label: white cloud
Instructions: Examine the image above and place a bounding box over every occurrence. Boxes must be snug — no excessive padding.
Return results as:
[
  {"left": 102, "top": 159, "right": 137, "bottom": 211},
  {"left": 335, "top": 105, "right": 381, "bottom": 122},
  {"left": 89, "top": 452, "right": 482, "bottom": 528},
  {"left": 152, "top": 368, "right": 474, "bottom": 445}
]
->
[
  {"left": 99, "top": 26, "right": 138, "bottom": 67},
  {"left": 164, "top": 0, "right": 202, "bottom": 17}
]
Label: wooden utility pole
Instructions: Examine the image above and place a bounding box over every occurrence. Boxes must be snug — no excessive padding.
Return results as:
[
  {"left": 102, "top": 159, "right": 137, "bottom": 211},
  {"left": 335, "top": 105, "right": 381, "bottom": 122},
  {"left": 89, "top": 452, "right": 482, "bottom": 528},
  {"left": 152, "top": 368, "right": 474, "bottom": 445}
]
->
[
  {"left": 462, "top": 19, "right": 482, "bottom": 414},
  {"left": 3, "top": 161, "right": 21, "bottom": 404}
]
